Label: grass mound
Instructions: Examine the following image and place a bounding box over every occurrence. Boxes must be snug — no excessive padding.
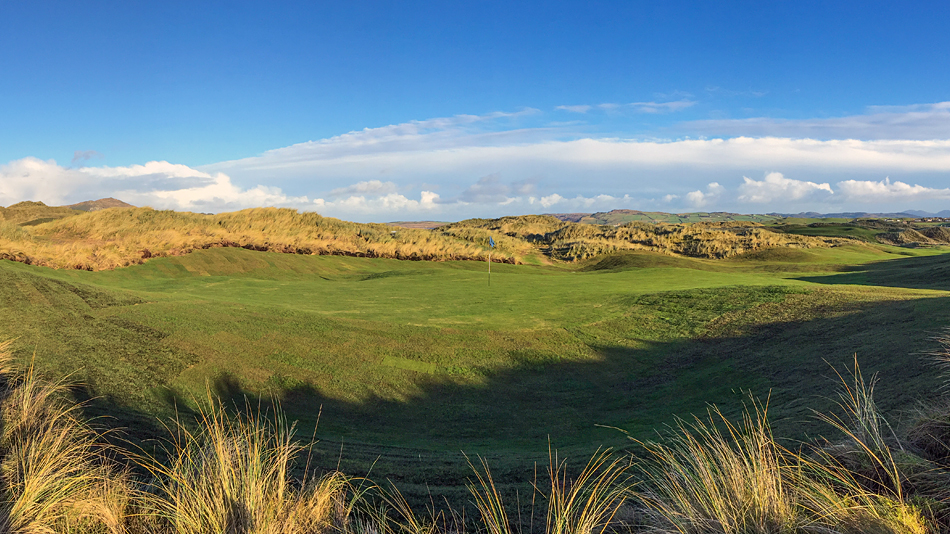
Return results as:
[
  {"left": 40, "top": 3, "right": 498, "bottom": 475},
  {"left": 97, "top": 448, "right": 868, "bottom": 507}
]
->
[
  {"left": 0, "top": 207, "right": 854, "bottom": 271},
  {"left": 444, "top": 217, "right": 845, "bottom": 261},
  {"left": 921, "top": 226, "right": 950, "bottom": 243},
  {"left": 580, "top": 251, "right": 709, "bottom": 272},
  {"left": 1, "top": 207, "right": 512, "bottom": 270},
  {"left": 732, "top": 247, "right": 821, "bottom": 262},
  {"left": 0, "top": 200, "right": 80, "bottom": 225}
]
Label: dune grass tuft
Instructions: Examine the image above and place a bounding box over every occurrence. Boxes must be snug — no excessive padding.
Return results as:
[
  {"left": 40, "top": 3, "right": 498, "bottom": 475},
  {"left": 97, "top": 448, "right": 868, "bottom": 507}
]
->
[
  {"left": 466, "top": 448, "right": 632, "bottom": 534},
  {"left": 136, "top": 393, "right": 354, "bottom": 534},
  {"left": 631, "top": 391, "right": 929, "bottom": 534},
  {"left": 0, "top": 341, "right": 130, "bottom": 534}
]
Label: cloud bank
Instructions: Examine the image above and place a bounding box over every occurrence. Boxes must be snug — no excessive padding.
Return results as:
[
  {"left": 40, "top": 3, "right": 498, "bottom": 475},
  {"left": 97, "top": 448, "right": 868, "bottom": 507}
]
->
[
  {"left": 0, "top": 157, "right": 308, "bottom": 212},
  {"left": 5, "top": 104, "right": 950, "bottom": 220},
  {"left": 685, "top": 102, "right": 950, "bottom": 140}
]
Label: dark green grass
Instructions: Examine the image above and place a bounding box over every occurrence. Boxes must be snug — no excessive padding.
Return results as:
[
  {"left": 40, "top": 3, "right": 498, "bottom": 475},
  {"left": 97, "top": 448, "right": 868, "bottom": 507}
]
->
[
  {"left": 2, "top": 244, "right": 950, "bottom": 505},
  {"left": 773, "top": 223, "right": 885, "bottom": 242}
]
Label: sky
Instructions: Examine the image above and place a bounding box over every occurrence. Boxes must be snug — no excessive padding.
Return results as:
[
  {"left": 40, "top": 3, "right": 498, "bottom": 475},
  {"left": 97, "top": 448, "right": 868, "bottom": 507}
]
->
[{"left": 2, "top": 1, "right": 950, "bottom": 221}]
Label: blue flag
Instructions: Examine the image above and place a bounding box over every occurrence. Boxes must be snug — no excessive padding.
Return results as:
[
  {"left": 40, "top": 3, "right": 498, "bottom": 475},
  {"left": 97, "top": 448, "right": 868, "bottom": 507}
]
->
[{"left": 489, "top": 236, "right": 495, "bottom": 248}]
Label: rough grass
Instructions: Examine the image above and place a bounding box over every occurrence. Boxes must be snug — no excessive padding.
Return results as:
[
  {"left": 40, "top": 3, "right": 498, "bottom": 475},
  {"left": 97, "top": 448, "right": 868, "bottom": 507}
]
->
[
  {"left": 0, "top": 341, "right": 130, "bottom": 534},
  {"left": 0, "top": 201, "right": 80, "bottom": 225},
  {"left": 136, "top": 394, "right": 354, "bottom": 534},
  {"left": 0, "top": 208, "right": 852, "bottom": 271},
  {"left": 632, "top": 371, "right": 932, "bottom": 534},
  {"left": 1, "top": 207, "right": 513, "bottom": 270},
  {"left": 442, "top": 216, "right": 846, "bottom": 261}
]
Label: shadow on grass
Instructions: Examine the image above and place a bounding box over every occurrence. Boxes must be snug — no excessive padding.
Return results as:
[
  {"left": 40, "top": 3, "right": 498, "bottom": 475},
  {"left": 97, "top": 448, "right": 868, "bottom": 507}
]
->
[
  {"left": 66, "top": 293, "right": 950, "bottom": 511},
  {"left": 798, "top": 251, "right": 950, "bottom": 290}
]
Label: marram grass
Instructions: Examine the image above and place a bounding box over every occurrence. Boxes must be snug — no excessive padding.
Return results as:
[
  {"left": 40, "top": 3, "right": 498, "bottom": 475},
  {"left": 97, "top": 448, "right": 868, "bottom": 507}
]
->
[
  {"left": 134, "top": 393, "right": 355, "bottom": 534},
  {"left": 0, "top": 341, "right": 130, "bottom": 534},
  {"left": 0, "top": 207, "right": 850, "bottom": 271}
]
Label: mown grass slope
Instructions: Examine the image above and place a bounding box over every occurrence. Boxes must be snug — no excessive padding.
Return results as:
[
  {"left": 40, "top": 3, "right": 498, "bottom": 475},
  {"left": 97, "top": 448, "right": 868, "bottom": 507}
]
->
[{"left": 3, "top": 239, "right": 950, "bottom": 505}]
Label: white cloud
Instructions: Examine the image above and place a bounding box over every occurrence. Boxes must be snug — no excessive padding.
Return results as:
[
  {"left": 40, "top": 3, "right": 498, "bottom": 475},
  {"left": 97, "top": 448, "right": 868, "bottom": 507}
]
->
[
  {"left": 197, "top": 107, "right": 950, "bottom": 218},
  {"left": 737, "top": 172, "right": 833, "bottom": 203},
  {"left": 206, "top": 125, "right": 950, "bottom": 193},
  {"left": 10, "top": 104, "right": 950, "bottom": 220},
  {"left": 536, "top": 194, "right": 564, "bottom": 208},
  {"left": 686, "top": 102, "right": 950, "bottom": 140},
  {"left": 329, "top": 180, "right": 398, "bottom": 197},
  {"left": 528, "top": 193, "right": 632, "bottom": 211},
  {"left": 555, "top": 105, "right": 592, "bottom": 113},
  {"left": 836, "top": 177, "right": 950, "bottom": 201},
  {"left": 313, "top": 191, "right": 440, "bottom": 214},
  {"left": 456, "top": 174, "right": 512, "bottom": 204},
  {"left": 0, "top": 157, "right": 90, "bottom": 206},
  {"left": 597, "top": 100, "right": 695, "bottom": 114},
  {"left": 627, "top": 100, "right": 696, "bottom": 113},
  {"left": 0, "top": 157, "right": 308, "bottom": 212},
  {"left": 685, "top": 183, "right": 725, "bottom": 208}
]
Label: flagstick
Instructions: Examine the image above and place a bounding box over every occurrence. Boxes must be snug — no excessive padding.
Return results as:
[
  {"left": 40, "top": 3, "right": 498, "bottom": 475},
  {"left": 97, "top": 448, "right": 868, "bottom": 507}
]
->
[{"left": 488, "top": 249, "right": 491, "bottom": 286}]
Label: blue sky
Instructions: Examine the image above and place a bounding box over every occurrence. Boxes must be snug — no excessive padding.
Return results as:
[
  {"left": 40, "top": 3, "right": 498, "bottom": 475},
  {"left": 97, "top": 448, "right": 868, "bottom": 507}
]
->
[{"left": 2, "top": 1, "right": 950, "bottom": 221}]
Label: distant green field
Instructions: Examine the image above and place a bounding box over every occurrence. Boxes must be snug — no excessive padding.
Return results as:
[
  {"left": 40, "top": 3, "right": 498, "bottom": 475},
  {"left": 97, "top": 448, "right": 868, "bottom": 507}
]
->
[
  {"left": 773, "top": 223, "right": 885, "bottom": 242},
  {"left": 3, "top": 243, "right": 950, "bottom": 502}
]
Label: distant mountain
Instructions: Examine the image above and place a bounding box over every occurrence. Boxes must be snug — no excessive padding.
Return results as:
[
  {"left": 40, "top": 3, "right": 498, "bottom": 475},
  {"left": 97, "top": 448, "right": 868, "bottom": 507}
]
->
[
  {"left": 771, "top": 211, "right": 923, "bottom": 219},
  {"left": 902, "top": 210, "right": 950, "bottom": 218},
  {"left": 67, "top": 198, "right": 134, "bottom": 211},
  {"left": 547, "top": 209, "right": 779, "bottom": 225},
  {"left": 545, "top": 208, "right": 950, "bottom": 225}
]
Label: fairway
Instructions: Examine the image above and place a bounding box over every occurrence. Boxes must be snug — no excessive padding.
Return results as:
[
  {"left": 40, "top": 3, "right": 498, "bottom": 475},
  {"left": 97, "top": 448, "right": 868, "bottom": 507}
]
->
[{"left": 3, "top": 243, "right": 950, "bottom": 500}]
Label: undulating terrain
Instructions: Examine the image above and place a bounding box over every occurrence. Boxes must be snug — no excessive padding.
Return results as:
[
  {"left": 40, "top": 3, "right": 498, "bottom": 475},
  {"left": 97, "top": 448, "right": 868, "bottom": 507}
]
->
[{"left": 2, "top": 202, "right": 950, "bottom": 531}]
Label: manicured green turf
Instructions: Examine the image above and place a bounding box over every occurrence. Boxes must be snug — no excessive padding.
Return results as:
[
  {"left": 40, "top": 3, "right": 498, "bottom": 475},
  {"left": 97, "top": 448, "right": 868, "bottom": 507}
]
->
[{"left": 2, "top": 243, "right": 950, "bottom": 502}]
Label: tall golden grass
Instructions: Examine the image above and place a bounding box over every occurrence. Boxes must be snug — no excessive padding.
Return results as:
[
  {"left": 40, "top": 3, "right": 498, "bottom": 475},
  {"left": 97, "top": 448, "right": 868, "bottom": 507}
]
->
[
  {"left": 632, "top": 397, "right": 928, "bottom": 533},
  {"left": 136, "top": 395, "right": 354, "bottom": 534},
  {"left": 0, "top": 341, "right": 129, "bottom": 534},
  {"left": 467, "top": 448, "right": 632, "bottom": 534},
  {"left": 0, "top": 201, "right": 79, "bottom": 226},
  {"left": 442, "top": 217, "right": 846, "bottom": 262},
  {"left": 0, "top": 207, "right": 514, "bottom": 270},
  {"left": 0, "top": 207, "right": 849, "bottom": 271}
]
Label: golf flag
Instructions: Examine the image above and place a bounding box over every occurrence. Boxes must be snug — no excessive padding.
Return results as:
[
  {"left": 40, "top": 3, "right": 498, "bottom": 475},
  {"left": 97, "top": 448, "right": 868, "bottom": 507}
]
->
[{"left": 487, "top": 236, "right": 494, "bottom": 286}]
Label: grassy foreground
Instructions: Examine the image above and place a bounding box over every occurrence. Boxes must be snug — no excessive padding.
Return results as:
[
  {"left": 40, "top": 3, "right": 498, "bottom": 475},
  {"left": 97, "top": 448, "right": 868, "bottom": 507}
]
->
[
  {"left": 3, "top": 339, "right": 950, "bottom": 533},
  {"left": 3, "top": 240, "right": 950, "bottom": 511},
  {"left": 3, "top": 207, "right": 950, "bottom": 526}
]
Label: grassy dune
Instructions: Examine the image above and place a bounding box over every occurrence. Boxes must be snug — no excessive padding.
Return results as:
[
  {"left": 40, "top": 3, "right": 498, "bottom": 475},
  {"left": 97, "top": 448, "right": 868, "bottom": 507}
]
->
[
  {"left": 441, "top": 215, "right": 846, "bottom": 261},
  {"left": 0, "top": 207, "right": 851, "bottom": 270},
  {"left": 0, "top": 200, "right": 80, "bottom": 225},
  {"left": 0, "top": 207, "right": 514, "bottom": 270}
]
